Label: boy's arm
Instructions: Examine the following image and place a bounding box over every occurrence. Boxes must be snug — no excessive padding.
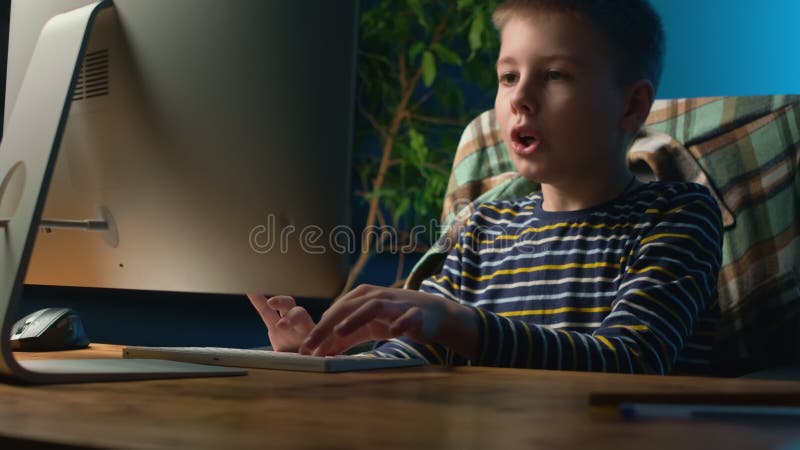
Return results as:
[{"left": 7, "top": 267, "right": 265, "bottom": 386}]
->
[
  {"left": 467, "top": 187, "right": 723, "bottom": 374},
  {"left": 365, "top": 276, "right": 477, "bottom": 364},
  {"left": 367, "top": 238, "right": 474, "bottom": 364}
]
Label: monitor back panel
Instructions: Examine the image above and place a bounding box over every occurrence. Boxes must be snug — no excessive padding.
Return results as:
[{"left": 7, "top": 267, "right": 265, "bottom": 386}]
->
[{"left": 15, "top": 1, "right": 358, "bottom": 297}]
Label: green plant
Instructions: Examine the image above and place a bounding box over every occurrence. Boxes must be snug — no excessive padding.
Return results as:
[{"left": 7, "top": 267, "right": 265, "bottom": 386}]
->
[{"left": 344, "top": 0, "right": 500, "bottom": 294}]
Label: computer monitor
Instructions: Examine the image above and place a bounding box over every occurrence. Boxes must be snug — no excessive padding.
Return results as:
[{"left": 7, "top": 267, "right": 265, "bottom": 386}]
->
[{"left": 3, "top": 0, "right": 358, "bottom": 298}]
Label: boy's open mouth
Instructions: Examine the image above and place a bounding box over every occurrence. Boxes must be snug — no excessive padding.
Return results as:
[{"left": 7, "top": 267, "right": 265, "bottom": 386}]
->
[{"left": 511, "top": 128, "right": 541, "bottom": 156}]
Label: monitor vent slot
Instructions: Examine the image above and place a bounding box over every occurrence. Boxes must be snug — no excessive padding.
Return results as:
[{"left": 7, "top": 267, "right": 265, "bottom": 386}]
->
[{"left": 72, "top": 49, "right": 110, "bottom": 101}]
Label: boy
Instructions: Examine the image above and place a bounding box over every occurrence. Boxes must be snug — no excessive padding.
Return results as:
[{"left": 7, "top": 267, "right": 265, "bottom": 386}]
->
[{"left": 248, "top": 0, "right": 722, "bottom": 375}]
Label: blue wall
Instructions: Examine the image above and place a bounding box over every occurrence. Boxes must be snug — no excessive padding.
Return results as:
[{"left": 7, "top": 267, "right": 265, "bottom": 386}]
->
[{"left": 652, "top": 0, "right": 800, "bottom": 99}]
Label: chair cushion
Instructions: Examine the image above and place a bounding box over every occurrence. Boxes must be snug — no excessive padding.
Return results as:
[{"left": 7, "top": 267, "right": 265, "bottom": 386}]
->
[{"left": 650, "top": 96, "right": 800, "bottom": 371}]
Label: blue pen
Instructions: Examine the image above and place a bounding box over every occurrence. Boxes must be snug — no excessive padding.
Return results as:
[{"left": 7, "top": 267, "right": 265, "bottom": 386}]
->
[{"left": 620, "top": 403, "right": 800, "bottom": 421}]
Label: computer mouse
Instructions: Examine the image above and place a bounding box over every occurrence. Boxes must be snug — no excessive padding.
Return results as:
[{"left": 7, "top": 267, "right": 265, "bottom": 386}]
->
[{"left": 9, "top": 307, "right": 90, "bottom": 351}]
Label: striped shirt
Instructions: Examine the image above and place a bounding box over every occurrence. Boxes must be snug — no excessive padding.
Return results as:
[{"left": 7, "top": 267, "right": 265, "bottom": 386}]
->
[{"left": 373, "top": 181, "right": 723, "bottom": 375}]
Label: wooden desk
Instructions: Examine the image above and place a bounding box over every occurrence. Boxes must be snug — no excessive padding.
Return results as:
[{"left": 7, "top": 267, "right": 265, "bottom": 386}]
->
[{"left": 3, "top": 344, "right": 800, "bottom": 450}]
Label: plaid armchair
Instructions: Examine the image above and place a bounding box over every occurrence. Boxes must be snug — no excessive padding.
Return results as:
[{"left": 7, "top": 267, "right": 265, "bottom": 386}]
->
[{"left": 407, "top": 95, "right": 800, "bottom": 375}]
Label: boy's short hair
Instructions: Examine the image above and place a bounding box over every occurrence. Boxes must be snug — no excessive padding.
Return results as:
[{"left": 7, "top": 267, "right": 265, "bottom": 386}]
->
[{"left": 493, "top": 0, "right": 665, "bottom": 93}]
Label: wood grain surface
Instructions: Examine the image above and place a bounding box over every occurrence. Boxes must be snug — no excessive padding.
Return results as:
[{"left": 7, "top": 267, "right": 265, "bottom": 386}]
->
[{"left": 3, "top": 344, "right": 800, "bottom": 450}]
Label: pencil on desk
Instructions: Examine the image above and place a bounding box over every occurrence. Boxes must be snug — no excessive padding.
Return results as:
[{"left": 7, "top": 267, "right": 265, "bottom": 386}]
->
[
  {"left": 619, "top": 403, "right": 800, "bottom": 421},
  {"left": 589, "top": 392, "right": 800, "bottom": 407}
]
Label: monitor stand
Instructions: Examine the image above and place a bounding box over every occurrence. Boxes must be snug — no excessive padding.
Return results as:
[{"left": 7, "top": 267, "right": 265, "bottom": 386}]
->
[{"left": 0, "top": 1, "right": 245, "bottom": 384}]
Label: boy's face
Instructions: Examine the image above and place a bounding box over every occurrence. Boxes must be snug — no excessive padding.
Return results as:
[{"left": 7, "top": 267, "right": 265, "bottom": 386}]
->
[{"left": 495, "top": 13, "right": 630, "bottom": 185}]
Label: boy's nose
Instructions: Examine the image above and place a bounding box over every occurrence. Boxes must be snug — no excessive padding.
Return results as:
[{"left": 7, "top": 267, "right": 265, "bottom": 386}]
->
[{"left": 510, "top": 83, "right": 536, "bottom": 115}]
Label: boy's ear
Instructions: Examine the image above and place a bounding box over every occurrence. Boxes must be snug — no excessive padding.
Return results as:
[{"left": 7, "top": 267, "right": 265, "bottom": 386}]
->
[{"left": 619, "top": 79, "right": 655, "bottom": 132}]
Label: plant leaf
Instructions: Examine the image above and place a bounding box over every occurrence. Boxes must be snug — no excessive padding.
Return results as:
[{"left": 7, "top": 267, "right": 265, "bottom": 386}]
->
[
  {"left": 394, "top": 198, "right": 411, "bottom": 223},
  {"left": 431, "top": 43, "right": 462, "bottom": 66},
  {"left": 363, "top": 187, "right": 399, "bottom": 200},
  {"left": 407, "top": 0, "right": 429, "bottom": 30},
  {"left": 468, "top": 12, "right": 485, "bottom": 53},
  {"left": 407, "top": 128, "right": 429, "bottom": 169},
  {"left": 421, "top": 51, "right": 437, "bottom": 87},
  {"left": 408, "top": 42, "right": 425, "bottom": 64},
  {"left": 457, "top": 0, "right": 475, "bottom": 11}
]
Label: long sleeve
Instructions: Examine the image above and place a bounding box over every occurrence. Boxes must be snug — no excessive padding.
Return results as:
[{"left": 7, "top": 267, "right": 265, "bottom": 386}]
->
[
  {"left": 469, "top": 187, "right": 723, "bottom": 374},
  {"left": 369, "top": 230, "right": 469, "bottom": 364},
  {"left": 372, "top": 182, "right": 722, "bottom": 374}
]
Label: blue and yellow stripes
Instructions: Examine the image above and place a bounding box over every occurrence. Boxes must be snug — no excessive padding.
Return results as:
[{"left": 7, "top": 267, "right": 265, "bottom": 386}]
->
[{"left": 373, "top": 181, "right": 722, "bottom": 376}]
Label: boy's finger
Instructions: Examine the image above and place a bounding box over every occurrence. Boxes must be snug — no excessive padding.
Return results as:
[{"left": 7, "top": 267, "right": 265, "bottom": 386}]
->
[
  {"left": 247, "top": 293, "right": 280, "bottom": 327},
  {"left": 308, "top": 335, "right": 338, "bottom": 356},
  {"left": 267, "top": 295, "right": 297, "bottom": 317},
  {"left": 333, "top": 283, "right": 381, "bottom": 305},
  {"left": 284, "top": 306, "right": 315, "bottom": 336},
  {"left": 310, "top": 329, "right": 366, "bottom": 357},
  {"left": 308, "top": 322, "right": 387, "bottom": 356},
  {"left": 389, "top": 306, "right": 424, "bottom": 338},
  {"left": 334, "top": 299, "right": 406, "bottom": 338},
  {"left": 301, "top": 299, "right": 363, "bottom": 353}
]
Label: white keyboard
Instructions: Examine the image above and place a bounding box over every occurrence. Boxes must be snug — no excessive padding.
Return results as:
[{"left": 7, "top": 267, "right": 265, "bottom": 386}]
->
[{"left": 122, "top": 346, "right": 424, "bottom": 373}]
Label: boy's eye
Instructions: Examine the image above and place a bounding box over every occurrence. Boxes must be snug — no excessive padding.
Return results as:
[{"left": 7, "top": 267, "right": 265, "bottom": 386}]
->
[
  {"left": 499, "top": 72, "right": 519, "bottom": 85},
  {"left": 545, "top": 70, "right": 567, "bottom": 81}
]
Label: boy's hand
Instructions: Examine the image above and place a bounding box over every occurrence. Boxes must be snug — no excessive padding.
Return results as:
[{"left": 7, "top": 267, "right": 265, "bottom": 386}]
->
[
  {"left": 247, "top": 293, "right": 395, "bottom": 353},
  {"left": 298, "top": 285, "right": 478, "bottom": 359},
  {"left": 247, "top": 294, "right": 316, "bottom": 352}
]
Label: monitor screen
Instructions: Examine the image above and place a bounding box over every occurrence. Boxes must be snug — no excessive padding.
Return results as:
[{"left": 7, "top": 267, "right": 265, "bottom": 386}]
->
[{"left": 4, "top": 0, "right": 358, "bottom": 298}]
